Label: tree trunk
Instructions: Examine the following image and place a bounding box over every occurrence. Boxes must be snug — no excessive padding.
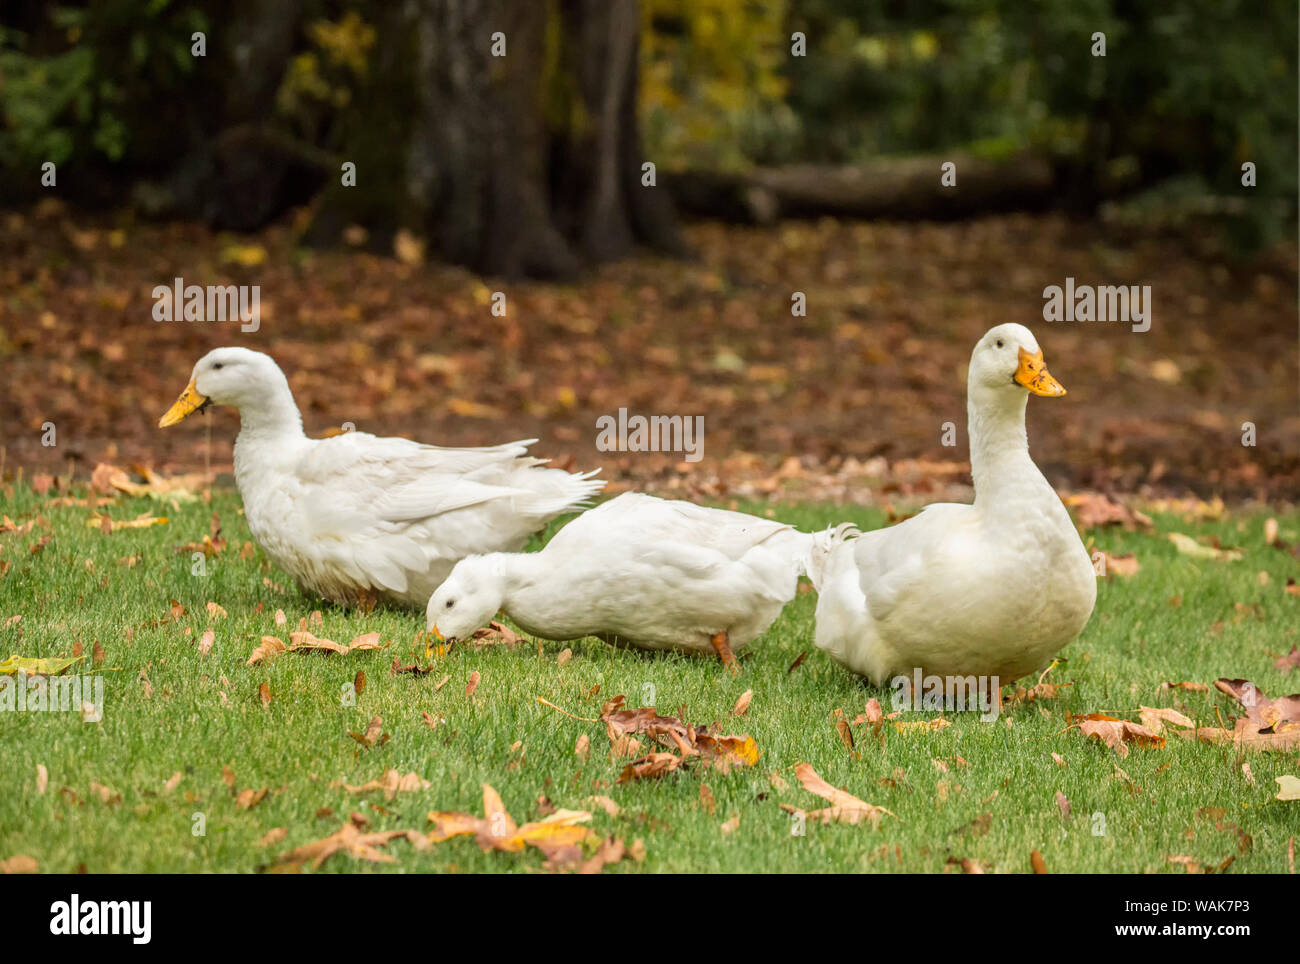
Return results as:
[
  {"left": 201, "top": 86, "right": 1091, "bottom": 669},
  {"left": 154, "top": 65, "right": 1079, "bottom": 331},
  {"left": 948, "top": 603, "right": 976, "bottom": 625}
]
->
[{"left": 307, "top": 0, "right": 682, "bottom": 279}]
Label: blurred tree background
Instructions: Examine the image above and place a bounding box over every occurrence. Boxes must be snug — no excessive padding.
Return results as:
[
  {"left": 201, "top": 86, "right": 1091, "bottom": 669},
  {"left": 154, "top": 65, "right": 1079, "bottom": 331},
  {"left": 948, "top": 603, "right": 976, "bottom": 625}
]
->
[{"left": 1, "top": 0, "right": 1295, "bottom": 270}]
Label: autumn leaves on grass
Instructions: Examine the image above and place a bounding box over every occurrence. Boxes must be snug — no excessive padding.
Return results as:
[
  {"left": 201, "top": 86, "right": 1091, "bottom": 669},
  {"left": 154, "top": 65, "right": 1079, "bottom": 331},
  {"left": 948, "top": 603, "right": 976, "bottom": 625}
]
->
[{"left": 1067, "top": 677, "right": 1300, "bottom": 757}]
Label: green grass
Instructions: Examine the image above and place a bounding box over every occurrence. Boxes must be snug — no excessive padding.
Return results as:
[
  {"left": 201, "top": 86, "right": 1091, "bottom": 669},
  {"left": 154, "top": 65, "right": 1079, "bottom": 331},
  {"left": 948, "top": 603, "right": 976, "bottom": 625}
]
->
[{"left": 1, "top": 482, "right": 1297, "bottom": 873}]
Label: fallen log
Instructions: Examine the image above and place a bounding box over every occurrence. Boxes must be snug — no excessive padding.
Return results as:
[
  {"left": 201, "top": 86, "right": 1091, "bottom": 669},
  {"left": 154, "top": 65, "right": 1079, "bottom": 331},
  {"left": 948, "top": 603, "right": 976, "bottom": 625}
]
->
[{"left": 665, "top": 152, "right": 1058, "bottom": 223}]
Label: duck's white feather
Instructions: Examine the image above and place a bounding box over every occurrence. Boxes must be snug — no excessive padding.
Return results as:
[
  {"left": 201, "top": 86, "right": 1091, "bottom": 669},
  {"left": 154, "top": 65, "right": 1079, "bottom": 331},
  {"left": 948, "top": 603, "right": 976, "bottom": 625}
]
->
[
  {"left": 171, "top": 347, "right": 602, "bottom": 608},
  {"left": 814, "top": 325, "right": 1096, "bottom": 684},
  {"left": 430, "top": 492, "right": 853, "bottom": 654}
]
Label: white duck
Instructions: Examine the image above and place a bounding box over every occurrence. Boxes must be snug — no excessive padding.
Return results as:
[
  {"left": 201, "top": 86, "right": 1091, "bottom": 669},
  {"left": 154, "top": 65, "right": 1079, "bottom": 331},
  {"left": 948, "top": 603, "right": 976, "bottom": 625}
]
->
[
  {"left": 813, "top": 323, "right": 1095, "bottom": 686},
  {"left": 425, "top": 492, "right": 852, "bottom": 662},
  {"left": 158, "top": 347, "right": 603, "bottom": 608}
]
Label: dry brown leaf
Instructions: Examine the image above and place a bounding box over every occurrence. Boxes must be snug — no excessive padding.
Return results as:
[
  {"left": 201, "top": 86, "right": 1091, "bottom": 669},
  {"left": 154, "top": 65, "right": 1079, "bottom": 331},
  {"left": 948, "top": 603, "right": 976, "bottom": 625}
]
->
[
  {"left": 1214, "top": 678, "right": 1300, "bottom": 733},
  {"left": 0, "top": 855, "right": 38, "bottom": 874},
  {"left": 1158, "top": 680, "right": 1209, "bottom": 693},
  {"left": 247, "top": 636, "right": 286, "bottom": 666},
  {"left": 789, "top": 762, "right": 893, "bottom": 827},
  {"left": 1064, "top": 492, "right": 1152, "bottom": 531},
  {"left": 346, "top": 632, "right": 388, "bottom": 652},
  {"left": 288, "top": 630, "right": 349, "bottom": 655},
  {"left": 235, "top": 787, "right": 268, "bottom": 810},
  {"left": 349, "top": 715, "right": 388, "bottom": 748},
  {"left": 1072, "top": 714, "right": 1165, "bottom": 755},
  {"left": 1275, "top": 646, "right": 1300, "bottom": 674},
  {"left": 272, "top": 822, "right": 409, "bottom": 870},
  {"left": 618, "top": 752, "right": 682, "bottom": 782},
  {"left": 344, "top": 769, "right": 431, "bottom": 801},
  {"left": 258, "top": 827, "right": 288, "bottom": 847}
]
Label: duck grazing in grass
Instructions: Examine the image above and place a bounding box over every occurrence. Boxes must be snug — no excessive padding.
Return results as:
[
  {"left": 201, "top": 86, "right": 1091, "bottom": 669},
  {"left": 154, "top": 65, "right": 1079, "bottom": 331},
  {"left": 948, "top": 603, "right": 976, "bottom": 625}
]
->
[
  {"left": 425, "top": 492, "right": 853, "bottom": 664},
  {"left": 158, "top": 347, "right": 603, "bottom": 608},
  {"left": 812, "top": 323, "right": 1095, "bottom": 687}
]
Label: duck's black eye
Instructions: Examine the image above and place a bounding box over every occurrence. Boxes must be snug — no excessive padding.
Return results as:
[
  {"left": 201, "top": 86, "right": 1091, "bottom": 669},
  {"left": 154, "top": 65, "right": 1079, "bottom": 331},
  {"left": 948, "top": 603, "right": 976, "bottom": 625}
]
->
[
  {"left": 995, "top": 340, "right": 1004, "bottom": 349},
  {"left": 446, "top": 599, "right": 454, "bottom": 608},
  {"left": 213, "top": 363, "right": 224, "bottom": 370}
]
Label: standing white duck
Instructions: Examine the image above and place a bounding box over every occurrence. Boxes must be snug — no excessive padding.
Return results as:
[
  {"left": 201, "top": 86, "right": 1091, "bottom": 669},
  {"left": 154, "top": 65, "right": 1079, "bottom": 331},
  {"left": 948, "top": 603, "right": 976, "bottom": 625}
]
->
[
  {"left": 158, "top": 347, "right": 603, "bottom": 608},
  {"left": 425, "top": 492, "right": 852, "bottom": 665},
  {"left": 813, "top": 323, "right": 1095, "bottom": 687}
]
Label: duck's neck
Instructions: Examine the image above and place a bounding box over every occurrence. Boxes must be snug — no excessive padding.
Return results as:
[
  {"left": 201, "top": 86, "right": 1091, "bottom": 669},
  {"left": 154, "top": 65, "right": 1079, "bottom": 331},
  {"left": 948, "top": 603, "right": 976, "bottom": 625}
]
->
[
  {"left": 233, "top": 385, "right": 305, "bottom": 444},
  {"left": 497, "top": 553, "right": 559, "bottom": 631},
  {"left": 232, "top": 385, "right": 306, "bottom": 489},
  {"left": 968, "top": 388, "right": 1047, "bottom": 518}
]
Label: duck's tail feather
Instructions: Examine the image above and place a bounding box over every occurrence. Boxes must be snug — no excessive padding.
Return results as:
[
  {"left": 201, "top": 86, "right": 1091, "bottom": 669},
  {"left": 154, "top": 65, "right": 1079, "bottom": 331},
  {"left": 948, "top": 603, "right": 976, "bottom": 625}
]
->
[
  {"left": 803, "top": 522, "right": 860, "bottom": 592},
  {"left": 517, "top": 466, "right": 605, "bottom": 519}
]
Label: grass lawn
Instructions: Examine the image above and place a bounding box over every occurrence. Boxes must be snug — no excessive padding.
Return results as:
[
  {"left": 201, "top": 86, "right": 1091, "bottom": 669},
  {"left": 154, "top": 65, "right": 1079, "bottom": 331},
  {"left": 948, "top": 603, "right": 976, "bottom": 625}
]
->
[{"left": 1, "top": 481, "right": 1297, "bottom": 873}]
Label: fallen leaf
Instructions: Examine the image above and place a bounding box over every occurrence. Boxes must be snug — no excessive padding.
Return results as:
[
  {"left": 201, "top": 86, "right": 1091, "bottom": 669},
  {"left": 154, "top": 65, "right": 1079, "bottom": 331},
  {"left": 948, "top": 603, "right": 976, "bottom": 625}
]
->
[
  {"left": 1073, "top": 714, "right": 1165, "bottom": 755},
  {"left": 344, "top": 769, "right": 431, "bottom": 801},
  {"left": 1213, "top": 678, "right": 1300, "bottom": 733},
  {"left": 786, "top": 762, "right": 894, "bottom": 827},
  {"left": 247, "top": 636, "right": 286, "bottom": 666},
  {"left": 1158, "top": 680, "right": 1209, "bottom": 693},
  {"left": 235, "top": 787, "right": 268, "bottom": 809},
  {"left": 288, "top": 630, "right": 349, "bottom": 655},
  {"left": 272, "top": 822, "right": 409, "bottom": 870},
  {"left": 349, "top": 716, "right": 388, "bottom": 748},
  {"left": 0, "top": 855, "right": 38, "bottom": 874},
  {"left": 731, "top": 689, "right": 753, "bottom": 716},
  {"left": 258, "top": 827, "right": 288, "bottom": 847},
  {"left": 1064, "top": 492, "right": 1153, "bottom": 531},
  {"left": 1276, "top": 775, "right": 1300, "bottom": 801},
  {"left": 1169, "top": 532, "right": 1242, "bottom": 561},
  {"left": 619, "top": 753, "right": 682, "bottom": 782}
]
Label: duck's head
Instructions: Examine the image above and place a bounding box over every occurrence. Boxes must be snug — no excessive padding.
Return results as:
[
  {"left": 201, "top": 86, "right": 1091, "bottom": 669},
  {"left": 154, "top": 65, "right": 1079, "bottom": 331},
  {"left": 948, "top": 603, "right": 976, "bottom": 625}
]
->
[
  {"left": 158, "top": 347, "right": 291, "bottom": 427},
  {"left": 969, "top": 323, "right": 1066, "bottom": 400},
  {"left": 425, "top": 557, "right": 506, "bottom": 647}
]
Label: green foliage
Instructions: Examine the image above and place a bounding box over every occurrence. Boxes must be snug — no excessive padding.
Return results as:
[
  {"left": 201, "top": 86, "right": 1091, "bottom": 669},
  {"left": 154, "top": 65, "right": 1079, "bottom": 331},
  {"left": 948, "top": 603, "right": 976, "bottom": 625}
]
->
[
  {"left": 641, "top": 0, "right": 796, "bottom": 172},
  {"left": 641, "top": 0, "right": 1296, "bottom": 248},
  {"left": 276, "top": 10, "right": 376, "bottom": 143},
  {"left": 0, "top": 2, "right": 208, "bottom": 176}
]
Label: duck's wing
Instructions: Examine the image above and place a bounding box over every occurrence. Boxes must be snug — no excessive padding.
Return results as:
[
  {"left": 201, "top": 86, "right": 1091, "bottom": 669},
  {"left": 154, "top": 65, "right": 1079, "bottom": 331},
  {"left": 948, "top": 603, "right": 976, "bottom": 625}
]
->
[
  {"left": 555, "top": 492, "right": 796, "bottom": 560},
  {"left": 853, "top": 502, "right": 974, "bottom": 623},
  {"left": 286, "top": 433, "right": 601, "bottom": 594},
  {"left": 298, "top": 433, "right": 600, "bottom": 521},
  {"left": 554, "top": 493, "right": 799, "bottom": 602}
]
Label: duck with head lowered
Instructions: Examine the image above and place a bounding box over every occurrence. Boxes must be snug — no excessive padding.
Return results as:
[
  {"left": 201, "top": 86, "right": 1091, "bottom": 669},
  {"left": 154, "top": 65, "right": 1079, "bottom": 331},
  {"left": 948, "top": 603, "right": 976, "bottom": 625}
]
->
[
  {"left": 813, "top": 324, "right": 1096, "bottom": 689},
  {"left": 424, "top": 491, "right": 854, "bottom": 666},
  {"left": 158, "top": 347, "right": 603, "bottom": 609}
]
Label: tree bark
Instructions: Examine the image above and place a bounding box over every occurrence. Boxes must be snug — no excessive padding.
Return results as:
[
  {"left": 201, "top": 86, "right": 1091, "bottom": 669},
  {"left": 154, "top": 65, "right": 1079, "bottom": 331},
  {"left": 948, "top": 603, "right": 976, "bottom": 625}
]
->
[{"left": 307, "top": 0, "right": 682, "bottom": 279}]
